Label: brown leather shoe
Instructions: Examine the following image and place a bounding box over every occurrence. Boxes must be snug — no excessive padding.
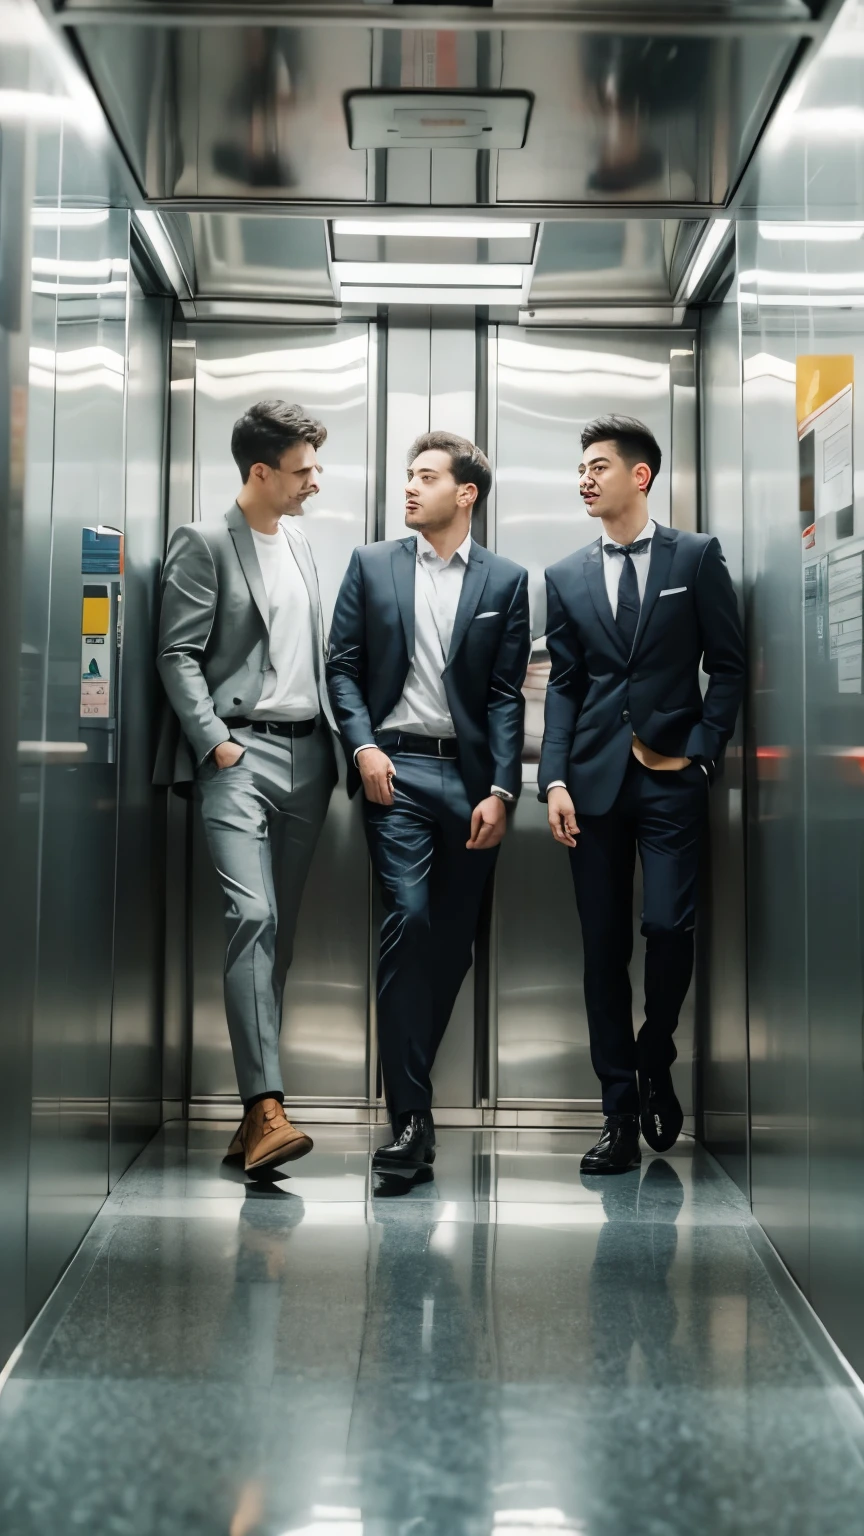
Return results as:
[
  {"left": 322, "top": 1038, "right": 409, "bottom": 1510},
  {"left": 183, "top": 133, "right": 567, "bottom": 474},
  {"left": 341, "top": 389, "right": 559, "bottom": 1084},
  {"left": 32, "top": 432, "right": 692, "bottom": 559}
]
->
[{"left": 231, "top": 1099, "right": 313, "bottom": 1173}]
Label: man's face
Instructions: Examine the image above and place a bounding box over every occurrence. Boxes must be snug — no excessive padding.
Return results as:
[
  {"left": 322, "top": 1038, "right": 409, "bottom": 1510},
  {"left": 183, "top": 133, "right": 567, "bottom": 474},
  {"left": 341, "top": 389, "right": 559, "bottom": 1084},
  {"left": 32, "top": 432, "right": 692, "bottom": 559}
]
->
[
  {"left": 254, "top": 440, "right": 321, "bottom": 516},
  {"left": 579, "top": 439, "right": 649, "bottom": 520},
  {"left": 405, "top": 449, "right": 474, "bottom": 533}
]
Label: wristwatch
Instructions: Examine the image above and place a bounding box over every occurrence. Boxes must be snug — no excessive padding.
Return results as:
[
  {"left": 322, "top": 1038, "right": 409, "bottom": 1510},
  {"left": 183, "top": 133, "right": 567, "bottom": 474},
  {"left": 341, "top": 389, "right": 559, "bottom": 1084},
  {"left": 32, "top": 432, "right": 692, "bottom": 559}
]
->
[{"left": 490, "top": 787, "right": 515, "bottom": 803}]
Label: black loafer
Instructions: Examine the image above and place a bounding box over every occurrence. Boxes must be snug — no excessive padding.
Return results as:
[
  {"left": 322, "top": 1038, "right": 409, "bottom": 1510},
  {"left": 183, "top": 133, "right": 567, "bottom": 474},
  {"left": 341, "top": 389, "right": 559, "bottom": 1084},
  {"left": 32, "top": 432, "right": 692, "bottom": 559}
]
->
[
  {"left": 580, "top": 1115, "right": 642, "bottom": 1175},
  {"left": 639, "top": 1068, "right": 684, "bottom": 1153},
  {"left": 372, "top": 1113, "right": 436, "bottom": 1176}
]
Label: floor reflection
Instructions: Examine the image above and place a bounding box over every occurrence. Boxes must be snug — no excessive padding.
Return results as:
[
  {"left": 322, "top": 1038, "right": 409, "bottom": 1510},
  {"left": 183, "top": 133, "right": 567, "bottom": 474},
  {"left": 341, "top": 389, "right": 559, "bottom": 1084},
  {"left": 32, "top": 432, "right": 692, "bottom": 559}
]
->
[
  {"left": 1, "top": 1127, "right": 864, "bottom": 1536},
  {"left": 588, "top": 1160, "right": 684, "bottom": 1384}
]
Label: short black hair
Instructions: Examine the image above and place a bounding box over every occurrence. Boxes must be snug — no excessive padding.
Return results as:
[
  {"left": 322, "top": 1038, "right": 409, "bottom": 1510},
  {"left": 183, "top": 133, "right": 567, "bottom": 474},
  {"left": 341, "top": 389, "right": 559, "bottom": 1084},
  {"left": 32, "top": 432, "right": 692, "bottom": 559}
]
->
[
  {"left": 231, "top": 401, "right": 327, "bottom": 484},
  {"left": 408, "top": 430, "right": 493, "bottom": 505},
  {"left": 581, "top": 415, "right": 662, "bottom": 492}
]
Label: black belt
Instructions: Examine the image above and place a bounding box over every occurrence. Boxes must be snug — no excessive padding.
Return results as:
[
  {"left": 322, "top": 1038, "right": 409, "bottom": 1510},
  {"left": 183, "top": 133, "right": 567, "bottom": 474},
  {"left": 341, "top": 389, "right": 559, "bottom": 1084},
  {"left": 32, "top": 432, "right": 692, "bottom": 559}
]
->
[
  {"left": 227, "top": 717, "right": 317, "bottom": 738},
  {"left": 375, "top": 730, "right": 458, "bottom": 760}
]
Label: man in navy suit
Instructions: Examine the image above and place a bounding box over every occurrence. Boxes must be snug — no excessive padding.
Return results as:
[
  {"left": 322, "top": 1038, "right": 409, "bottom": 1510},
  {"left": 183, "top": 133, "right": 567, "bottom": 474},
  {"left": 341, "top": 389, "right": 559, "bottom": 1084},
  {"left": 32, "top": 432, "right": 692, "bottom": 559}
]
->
[
  {"left": 540, "top": 416, "right": 744, "bottom": 1174},
  {"left": 328, "top": 431, "right": 530, "bottom": 1176}
]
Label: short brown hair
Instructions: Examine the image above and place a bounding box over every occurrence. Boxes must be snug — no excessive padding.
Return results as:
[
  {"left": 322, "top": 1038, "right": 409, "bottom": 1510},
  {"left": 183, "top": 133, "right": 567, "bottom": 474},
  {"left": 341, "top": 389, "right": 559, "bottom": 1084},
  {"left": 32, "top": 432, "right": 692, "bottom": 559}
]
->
[
  {"left": 408, "top": 430, "right": 492, "bottom": 504},
  {"left": 231, "top": 400, "right": 327, "bottom": 483}
]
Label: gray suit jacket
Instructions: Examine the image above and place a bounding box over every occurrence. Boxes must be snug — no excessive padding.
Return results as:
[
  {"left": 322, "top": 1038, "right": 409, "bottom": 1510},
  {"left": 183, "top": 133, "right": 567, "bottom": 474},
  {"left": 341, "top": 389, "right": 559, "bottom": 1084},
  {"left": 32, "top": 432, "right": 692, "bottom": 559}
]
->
[{"left": 153, "top": 503, "right": 333, "bottom": 792}]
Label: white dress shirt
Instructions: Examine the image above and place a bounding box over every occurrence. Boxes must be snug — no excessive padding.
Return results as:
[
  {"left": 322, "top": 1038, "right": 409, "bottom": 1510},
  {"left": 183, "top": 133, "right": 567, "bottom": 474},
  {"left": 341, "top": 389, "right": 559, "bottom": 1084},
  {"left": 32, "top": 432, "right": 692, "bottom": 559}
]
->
[
  {"left": 379, "top": 528, "right": 470, "bottom": 738},
  {"left": 603, "top": 516, "right": 655, "bottom": 616},
  {"left": 356, "top": 530, "right": 512, "bottom": 799},
  {"left": 250, "top": 525, "right": 319, "bottom": 721}
]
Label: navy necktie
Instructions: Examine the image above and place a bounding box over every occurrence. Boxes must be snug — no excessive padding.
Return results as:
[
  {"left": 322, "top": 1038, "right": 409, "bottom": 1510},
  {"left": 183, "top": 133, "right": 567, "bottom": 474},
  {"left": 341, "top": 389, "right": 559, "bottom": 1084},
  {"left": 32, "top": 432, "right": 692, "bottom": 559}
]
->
[{"left": 605, "top": 537, "right": 651, "bottom": 652}]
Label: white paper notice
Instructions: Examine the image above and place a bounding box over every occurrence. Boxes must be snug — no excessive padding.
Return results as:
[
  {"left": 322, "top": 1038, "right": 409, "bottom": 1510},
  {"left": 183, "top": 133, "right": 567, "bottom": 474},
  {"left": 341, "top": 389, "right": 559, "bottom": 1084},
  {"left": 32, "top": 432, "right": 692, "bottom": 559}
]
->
[{"left": 829, "top": 552, "right": 863, "bottom": 693}]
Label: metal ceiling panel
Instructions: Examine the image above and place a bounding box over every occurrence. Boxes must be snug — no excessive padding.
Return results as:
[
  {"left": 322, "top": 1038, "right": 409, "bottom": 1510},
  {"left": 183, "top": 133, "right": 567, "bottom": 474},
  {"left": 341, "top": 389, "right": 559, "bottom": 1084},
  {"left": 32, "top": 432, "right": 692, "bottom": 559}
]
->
[
  {"left": 76, "top": 24, "right": 370, "bottom": 200},
  {"left": 528, "top": 219, "right": 703, "bottom": 303},
  {"left": 494, "top": 30, "right": 801, "bottom": 206},
  {"left": 160, "top": 213, "right": 336, "bottom": 297},
  {"left": 67, "top": 12, "right": 816, "bottom": 210}
]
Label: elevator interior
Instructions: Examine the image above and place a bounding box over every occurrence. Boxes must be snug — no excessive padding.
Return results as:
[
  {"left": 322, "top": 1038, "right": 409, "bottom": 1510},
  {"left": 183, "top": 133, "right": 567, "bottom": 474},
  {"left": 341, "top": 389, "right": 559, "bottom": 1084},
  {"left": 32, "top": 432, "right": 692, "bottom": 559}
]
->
[{"left": 4, "top": 0, "right": 864, "bottom": 1396}]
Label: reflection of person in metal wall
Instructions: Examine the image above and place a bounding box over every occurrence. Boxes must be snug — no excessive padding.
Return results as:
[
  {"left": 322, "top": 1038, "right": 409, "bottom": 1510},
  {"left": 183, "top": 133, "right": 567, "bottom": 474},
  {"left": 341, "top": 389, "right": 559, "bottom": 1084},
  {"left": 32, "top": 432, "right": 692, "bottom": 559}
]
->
[
  {"left": 212, "top": 29, "right": 301, "bottom": 189},
  {"left": 153, "top": 402, "right": 338, "bottom": 1175},
  {"left": 540, "top": 416, "right": 744, "bottom": 1175},
  {"left": 583, "top": 36, "right": 706, "bottom": 195},
  {"left": 328, "top": 432, "right": 530, "bottom": 1180}
]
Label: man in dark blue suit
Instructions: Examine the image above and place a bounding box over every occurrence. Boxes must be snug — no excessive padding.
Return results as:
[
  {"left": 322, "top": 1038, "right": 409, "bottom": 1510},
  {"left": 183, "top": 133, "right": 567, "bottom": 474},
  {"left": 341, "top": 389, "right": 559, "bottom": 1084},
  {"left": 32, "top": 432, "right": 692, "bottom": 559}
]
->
[
  {"left": 540, "top": 416, "right": 744, "bottom": 1174},
  {"left": 328, "top": 431, "right": 530, "bottom": 1176}
]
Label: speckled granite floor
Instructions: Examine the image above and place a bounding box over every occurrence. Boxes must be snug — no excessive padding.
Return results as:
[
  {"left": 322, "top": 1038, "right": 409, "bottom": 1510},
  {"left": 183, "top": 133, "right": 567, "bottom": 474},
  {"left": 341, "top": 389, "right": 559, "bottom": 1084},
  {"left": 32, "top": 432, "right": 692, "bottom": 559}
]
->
[{"left": 1, "top": 1124, "right": 863, "bottom": 1536}]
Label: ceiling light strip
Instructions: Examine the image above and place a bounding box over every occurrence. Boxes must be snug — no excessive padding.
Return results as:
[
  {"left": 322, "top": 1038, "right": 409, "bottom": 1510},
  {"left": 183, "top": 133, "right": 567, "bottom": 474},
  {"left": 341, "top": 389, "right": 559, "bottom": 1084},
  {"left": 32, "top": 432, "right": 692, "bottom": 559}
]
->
[{"left": 332, "top": 219, "right": 533, "bottom": 240}]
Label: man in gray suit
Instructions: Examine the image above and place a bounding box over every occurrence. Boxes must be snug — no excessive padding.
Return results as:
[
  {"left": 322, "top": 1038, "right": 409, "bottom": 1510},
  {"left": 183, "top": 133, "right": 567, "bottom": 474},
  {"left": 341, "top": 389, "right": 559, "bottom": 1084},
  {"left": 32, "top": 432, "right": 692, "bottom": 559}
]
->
[{"left": 154, "top": 401, "right": 337, "bottom": 1174}]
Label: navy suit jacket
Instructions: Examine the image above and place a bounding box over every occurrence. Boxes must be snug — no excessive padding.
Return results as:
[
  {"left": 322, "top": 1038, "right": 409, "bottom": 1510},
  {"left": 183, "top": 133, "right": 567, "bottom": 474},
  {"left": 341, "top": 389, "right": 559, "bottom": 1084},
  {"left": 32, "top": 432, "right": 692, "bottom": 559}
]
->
[
  {"left": 326, "top": 536, "right": 531, "bottom": 807},
  {"left": 538, "top": 522, "right": 745, "bottom": 816}
]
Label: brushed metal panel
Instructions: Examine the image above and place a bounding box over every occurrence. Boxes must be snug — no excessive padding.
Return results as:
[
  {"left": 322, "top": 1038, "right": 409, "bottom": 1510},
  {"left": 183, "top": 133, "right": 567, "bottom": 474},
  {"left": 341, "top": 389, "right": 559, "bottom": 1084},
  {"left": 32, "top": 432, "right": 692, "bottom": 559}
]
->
[
  {"left": 187, "top": 323, "right": 370, "bottom": 1103},
  {"left": 26, "top": 207, "right": 131, "bottom": 1313},
  {"left": 165, "top": 214, "right": 335, "bottom": 301},
  {"left": 496, "top": 30, "right": 799, "bottom": 207},
  {"left": 384, "top": 310, "right": 431, "bottom": 541},
  {"left": 108, "top": 275, "right": 171, "bottom": 1188},
  {"left": 79, "top": 23, "right": 370, "bottom": 201},
  {"left": 529, "top": 220, "right": 682, "bottom": 305},
  {"left": 788, "top": 240, "right": 864, "bottom": 1379},
  {"left": 492, "top": 326, "right": 694, "bottom": 1112},
  {"left": 738, "top": 0, "right": 864, "bottom": 217},
  {"left": 162, "top": 340, "right": 196, "bottom": 1115},
  {"left": 740, "top": 233, "right": 809, "bottom": 1291},
  {"left": 698, "top": 292, "right": 749, "bottom": 1198},
  {"left": 0, "top": 67, "right": 59, "bottom": 1367}
]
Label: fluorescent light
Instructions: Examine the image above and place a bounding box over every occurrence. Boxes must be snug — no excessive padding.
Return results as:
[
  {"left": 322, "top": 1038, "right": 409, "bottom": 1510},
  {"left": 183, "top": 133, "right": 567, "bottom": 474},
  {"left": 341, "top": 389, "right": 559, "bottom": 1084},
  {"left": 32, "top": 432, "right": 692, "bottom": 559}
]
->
[
  {"left": 31, "top": 209, "right": 110, "bottom": 229},
  {"left": 684, "top": 219, "right": 731, "bottom": 299},
  {"left": 758, "top": 222, "right": 864, "bottom": 242},
  {"left": 32, "top": 282, "right": 128, "bottom": 297},
  {"left": 333, "top": 262, "right": 524, "bottom": 287},
  {"left": 32, "top": 257, "right": 126, "bottom": 279},
  {"left": 332, "top": 218, "right": 532, "bottom": 240},
  {"left": 741, "top": 268, "right": 864, "bottom": 290},
  {"left": 779, "top": 107, "right": 864, "bottom": 136},
  {"left": 340, "top": 286, "right": 522, "bottom": 306},
  {"left": 740, "top": 291, "right": 864, "bottom": 307}
]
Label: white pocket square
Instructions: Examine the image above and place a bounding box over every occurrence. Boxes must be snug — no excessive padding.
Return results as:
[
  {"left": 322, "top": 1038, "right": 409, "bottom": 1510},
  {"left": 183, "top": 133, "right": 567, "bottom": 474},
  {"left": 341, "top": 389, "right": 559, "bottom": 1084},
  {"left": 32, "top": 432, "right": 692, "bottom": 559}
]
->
[
  {"left": 659, "top": 587, "right": 687, "bottom": 597},
  {"left": 475, "top": 611, "right": 500, "bottom": 619}
]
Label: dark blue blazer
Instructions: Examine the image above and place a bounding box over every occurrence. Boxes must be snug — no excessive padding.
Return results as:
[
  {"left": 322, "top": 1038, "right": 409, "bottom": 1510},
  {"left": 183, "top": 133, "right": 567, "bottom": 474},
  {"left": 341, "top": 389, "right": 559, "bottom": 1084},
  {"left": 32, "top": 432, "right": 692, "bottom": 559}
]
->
[
  {"left": 538, "top": 522, "right": 745, "bottom": 816},
  {"left": 327, "top": 536, "right": 531, "bottom": 807}
]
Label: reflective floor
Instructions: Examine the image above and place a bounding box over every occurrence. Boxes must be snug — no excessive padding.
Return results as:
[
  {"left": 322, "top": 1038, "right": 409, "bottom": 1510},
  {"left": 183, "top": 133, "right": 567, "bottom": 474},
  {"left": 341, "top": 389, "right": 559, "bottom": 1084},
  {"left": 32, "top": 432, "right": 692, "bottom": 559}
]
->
[{"left": 2, "top": 1125, "right": 864, "bottom": 1535}]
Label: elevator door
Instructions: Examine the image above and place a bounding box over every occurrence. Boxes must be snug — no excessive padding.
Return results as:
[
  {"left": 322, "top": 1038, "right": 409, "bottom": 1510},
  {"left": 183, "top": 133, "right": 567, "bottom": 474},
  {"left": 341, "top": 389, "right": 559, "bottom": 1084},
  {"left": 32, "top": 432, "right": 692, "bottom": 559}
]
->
[
  {"left": 490, "top": 326, "right": 698, "bottom": 1120},
  {"left": 186, "top": 323, "right": 373, "bottom": 1110}
]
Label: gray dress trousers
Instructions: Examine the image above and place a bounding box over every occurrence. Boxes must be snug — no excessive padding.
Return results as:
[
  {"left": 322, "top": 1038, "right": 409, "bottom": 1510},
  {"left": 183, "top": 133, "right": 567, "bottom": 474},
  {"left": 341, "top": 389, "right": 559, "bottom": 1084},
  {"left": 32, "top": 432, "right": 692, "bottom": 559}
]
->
[{"left": 197, "top": 721, "right": 337, "bottom": 1101}]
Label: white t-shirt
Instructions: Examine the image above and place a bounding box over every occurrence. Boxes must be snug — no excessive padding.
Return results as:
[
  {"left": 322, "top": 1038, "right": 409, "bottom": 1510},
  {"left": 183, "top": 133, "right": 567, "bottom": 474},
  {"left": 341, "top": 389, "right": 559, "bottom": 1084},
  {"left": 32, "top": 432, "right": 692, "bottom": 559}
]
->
[{"left": 249, "top": 526, "right": 319, "bottom": 721}]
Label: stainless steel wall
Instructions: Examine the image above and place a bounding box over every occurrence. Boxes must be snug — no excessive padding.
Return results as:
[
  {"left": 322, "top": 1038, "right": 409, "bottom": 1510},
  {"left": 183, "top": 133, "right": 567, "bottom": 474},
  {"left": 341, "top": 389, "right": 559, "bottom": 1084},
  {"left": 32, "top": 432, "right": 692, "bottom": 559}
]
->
[
  {"left": 109, "top": 274, "right": 172, "bottom": 1187},
  {"left": 733, "top": 211, "right": 864, "bottom": 1359},
  {"left": 0, "top": 1, "right": 171, "bottom": 1352},
  {"left": 490, "top": 327, "right": 697, "bottom": 1122},
  {"left": 698, "top": 295, "right": 749, "bottom": 1197},
  {"left": 183, "top": 323, "right": 372, "bottom": 1112}
]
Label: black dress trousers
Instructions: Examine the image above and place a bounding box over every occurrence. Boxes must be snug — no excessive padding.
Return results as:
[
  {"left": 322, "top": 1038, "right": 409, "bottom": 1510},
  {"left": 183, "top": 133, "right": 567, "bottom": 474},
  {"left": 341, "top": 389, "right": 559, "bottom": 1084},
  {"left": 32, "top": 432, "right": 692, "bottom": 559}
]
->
[
  {"left": 568, "top": 754, "right": 708, "bottom": 1115},
  {"left": 363, "top": 753, "right": 498, "bottom": 1122}
]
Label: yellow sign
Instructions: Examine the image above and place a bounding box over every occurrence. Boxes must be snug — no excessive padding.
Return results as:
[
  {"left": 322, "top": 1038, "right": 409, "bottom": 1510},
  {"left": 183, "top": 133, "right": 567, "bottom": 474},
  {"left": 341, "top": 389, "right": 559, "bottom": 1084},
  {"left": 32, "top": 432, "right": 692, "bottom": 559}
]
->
[{"left": 796, "top": 354, "right": 854, "bottom": 433}]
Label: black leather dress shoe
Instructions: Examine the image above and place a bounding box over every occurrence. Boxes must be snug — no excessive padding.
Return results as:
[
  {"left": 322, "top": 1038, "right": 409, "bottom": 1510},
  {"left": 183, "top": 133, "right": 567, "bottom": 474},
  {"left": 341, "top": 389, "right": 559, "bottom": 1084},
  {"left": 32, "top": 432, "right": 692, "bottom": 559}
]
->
[
  {"left": 638, "top": 1068, "right": 684, "bottom": 1153},
  {"left": 580, "top": 1115, "right": 642, "bottom": 1175},
  {"left": 372, "top": 1113, "right": 436, "bottom": 1175}
]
